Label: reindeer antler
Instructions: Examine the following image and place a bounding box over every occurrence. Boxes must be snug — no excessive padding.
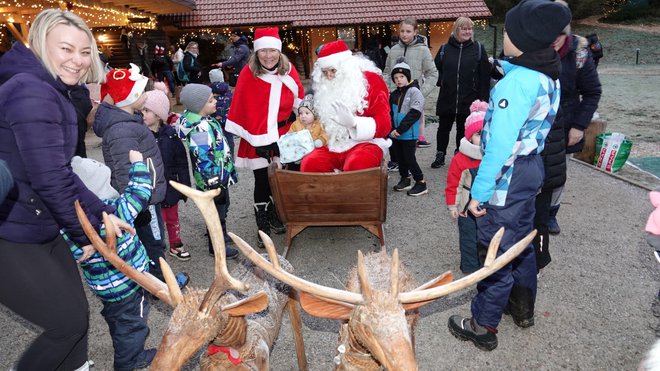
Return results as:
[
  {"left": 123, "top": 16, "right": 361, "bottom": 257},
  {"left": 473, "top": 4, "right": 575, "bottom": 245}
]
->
[
  {"left": 168, "top": 181, "right": 248, "bottom": 315},
  {"left": 398, "top": 228, "right": 536, "bottom": 304},
  {"left": 230, "top": 232, "right": 365, "bottom": 305},
  {"left": 74, "top": 200, "right": 183, "bottom": 307}
]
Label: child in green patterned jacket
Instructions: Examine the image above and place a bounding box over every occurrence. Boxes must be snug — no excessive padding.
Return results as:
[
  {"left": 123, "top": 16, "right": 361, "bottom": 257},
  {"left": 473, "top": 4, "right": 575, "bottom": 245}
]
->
[
  {"left": 61, "top": 150, "right": 162, "bottom": 370},
  {"left": 177, "top": 83, "right": 239, "bottom": 259}
]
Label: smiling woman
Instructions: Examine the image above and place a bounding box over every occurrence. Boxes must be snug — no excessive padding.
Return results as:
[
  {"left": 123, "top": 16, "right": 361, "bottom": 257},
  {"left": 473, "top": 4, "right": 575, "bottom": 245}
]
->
[{"left": 0, "top": 8, "right": 129, "bottom": 371}]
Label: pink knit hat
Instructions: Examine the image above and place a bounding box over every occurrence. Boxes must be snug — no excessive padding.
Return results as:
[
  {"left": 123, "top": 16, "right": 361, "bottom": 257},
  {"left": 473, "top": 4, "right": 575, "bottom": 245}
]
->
[
  {"left": 464, "top": 100, "right": 488, "bottom": 140},
  {"left": 143, "top": 90, "right": 170, "bottom": 122}
]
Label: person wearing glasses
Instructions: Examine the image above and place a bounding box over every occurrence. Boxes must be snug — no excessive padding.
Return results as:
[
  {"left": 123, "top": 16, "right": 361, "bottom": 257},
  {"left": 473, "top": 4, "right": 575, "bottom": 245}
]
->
[{"left": 432, "top": 17, "right": 491, "bottom": 169}]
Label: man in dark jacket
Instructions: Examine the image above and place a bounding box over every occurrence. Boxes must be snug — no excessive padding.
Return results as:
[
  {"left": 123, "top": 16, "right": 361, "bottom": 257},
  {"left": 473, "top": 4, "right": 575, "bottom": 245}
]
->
[
  {"left": 433, "top": 17, "right": 491, "bottom": 168},
  {"left": 213, "top": 29, "right": 250, "bottom": 86}
]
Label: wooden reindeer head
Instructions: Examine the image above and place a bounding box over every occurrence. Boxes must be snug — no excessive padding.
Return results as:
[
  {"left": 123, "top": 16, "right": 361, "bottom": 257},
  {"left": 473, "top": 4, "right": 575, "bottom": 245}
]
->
[
  {"left": 74, "top": 182, "right": 268, "bottom": 370},
  {"left": 230, "top": 228, "right": 536, "bottom": 371}
]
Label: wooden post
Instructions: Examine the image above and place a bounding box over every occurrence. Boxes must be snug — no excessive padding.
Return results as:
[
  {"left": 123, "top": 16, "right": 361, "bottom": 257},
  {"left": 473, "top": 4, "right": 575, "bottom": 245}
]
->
[{"left": 573, "top": 119, "right": 607, "bottom": 164}]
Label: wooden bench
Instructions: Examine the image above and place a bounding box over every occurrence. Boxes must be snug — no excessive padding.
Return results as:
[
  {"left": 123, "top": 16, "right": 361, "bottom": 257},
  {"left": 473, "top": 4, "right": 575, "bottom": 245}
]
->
[{"left": 268, "top": 162, "right": 388, "bottom": 257}]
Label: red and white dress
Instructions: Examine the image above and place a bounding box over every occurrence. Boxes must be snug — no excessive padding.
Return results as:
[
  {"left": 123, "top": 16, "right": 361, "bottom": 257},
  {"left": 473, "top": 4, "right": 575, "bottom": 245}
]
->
[{"left": 225, "top": 65, "right": 304, "bottom": 170}]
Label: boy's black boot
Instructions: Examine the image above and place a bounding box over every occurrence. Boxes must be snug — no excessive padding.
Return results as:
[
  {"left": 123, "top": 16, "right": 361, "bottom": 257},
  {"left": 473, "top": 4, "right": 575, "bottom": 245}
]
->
[
  {"left": 267, "top": 196, "right": 286, "bottom": 234},
  {"left": 504, "top": 284, "right": 535, "bottom": 328},
  {"left": 431, "top": 151, "right": 445, "bottom": 168},
  {"left": 448, "top": 315, "right": 498, "bottom": 351},
  {"left": 254, "top": 203, "right": 271, "bottom": 248},
  {"left": 393, "top": 176, "right": 412, "bottom": 191}
]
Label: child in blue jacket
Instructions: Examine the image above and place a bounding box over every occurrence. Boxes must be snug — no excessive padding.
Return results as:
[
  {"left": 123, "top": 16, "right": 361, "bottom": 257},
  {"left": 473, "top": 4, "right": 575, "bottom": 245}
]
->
[
  {"left": 389, "top": 57, "right": 427, "bottom": 197},
  {"left": 447, "top": 0, "right": 572, "bottom": 351}
]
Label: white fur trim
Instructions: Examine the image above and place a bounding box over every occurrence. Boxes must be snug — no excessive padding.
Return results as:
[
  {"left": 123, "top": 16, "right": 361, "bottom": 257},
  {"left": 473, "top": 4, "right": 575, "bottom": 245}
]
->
[
  {"left": 115, "top": 76, "right": 147, "bottom": 108},
  {"left": 225, "top": 119, "right": 278, "bottom": 147},
  {"left": 293, "top": 97, "right": 302, "bottom": 110},
  {"left": 254, "top": 36, "right": 282, "bottom": 51},
  {"left": 235, "top": 156, "right": 276, "bottom": 170},
  {"left": 317, "top": 50, "right": 352, "bottom": 69},
  {"left": 352, "top": 116, "right": 377, "bottom": 141}
]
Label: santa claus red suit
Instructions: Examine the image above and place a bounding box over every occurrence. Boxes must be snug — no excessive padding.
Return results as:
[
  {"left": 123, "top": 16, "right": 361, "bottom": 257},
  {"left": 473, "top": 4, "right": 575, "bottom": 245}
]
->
[{"left": 300, "top": 40, "right": 391, "bottom": 172}]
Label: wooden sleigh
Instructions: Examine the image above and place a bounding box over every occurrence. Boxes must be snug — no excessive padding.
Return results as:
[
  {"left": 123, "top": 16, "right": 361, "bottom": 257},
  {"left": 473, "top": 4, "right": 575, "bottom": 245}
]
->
[{"left": 268, "top": 162, "right": 388, "bottom": 257}]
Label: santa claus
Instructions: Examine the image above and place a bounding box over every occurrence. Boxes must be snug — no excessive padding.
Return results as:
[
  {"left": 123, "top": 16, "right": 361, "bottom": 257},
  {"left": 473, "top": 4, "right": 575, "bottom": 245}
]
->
[{"left": 300, "top": 40, "right": 391, "bottom": 172}]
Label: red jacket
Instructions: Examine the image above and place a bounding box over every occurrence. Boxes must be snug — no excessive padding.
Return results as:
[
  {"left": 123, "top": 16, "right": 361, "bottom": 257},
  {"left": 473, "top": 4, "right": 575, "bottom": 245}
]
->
[{"left": 445, "top": 152, "right": 481, "bottom": 207}]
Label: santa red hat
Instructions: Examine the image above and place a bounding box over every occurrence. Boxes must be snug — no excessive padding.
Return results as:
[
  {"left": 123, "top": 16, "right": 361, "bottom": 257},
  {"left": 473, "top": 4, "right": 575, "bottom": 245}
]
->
[
  {"left": 100, "top": 63, "right": 148, "bottom": 108},
  {"left": 253, "top": 27, "right": 281, "bottom": 52},
  {"left": 316, "top": 40, "right": 352, "bottom": 69}
]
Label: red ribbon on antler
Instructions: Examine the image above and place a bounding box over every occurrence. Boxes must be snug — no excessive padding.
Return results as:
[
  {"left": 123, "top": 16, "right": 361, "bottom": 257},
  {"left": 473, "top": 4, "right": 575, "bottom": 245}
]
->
[{"left": 207, "top": 345, "right": 242, "bottom": 365}]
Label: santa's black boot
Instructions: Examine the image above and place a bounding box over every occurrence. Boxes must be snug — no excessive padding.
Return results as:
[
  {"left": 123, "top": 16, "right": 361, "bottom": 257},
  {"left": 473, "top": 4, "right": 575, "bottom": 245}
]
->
[
  {"left": 267, "top": 196, "right": 286, "bottom": 234},
  {"left": 254, "top": 202, "right": 271, "bottom": 248}
]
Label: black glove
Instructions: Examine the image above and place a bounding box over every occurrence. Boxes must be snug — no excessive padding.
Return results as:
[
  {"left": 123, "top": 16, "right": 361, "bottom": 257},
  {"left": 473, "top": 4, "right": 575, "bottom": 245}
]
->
[
  {"left": 134, "top": 210, "right": 152, "bottom": 227},
  {"left": 255, "top": 143, "right": 275, "bottom": 160}
]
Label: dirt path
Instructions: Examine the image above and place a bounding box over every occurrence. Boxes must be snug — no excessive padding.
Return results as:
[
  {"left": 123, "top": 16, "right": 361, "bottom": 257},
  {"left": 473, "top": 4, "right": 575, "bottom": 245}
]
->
[{"left": 577, "top": 15, "right": 660, "bottom": 34}]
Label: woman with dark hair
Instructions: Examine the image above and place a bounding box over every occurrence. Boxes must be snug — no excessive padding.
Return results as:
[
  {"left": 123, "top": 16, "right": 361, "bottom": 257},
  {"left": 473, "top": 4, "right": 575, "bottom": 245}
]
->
[{"left": 225, "top": 27, "right": 304, "bottom": 248}]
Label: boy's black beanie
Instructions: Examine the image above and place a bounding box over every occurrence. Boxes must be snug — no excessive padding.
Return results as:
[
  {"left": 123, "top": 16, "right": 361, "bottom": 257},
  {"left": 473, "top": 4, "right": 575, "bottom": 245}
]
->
[{"left": 505, "top": 0, "right": 572, "bottom": 53}]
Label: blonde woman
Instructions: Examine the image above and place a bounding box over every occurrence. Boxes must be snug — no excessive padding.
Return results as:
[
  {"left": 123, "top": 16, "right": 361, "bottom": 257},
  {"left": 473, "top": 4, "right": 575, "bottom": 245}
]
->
[
  {"left": 0, "top": 9, "right": 131, "bottom": 370},
  {"left": 181, "top": 41, "right": 203, "bottom": 83},
  {"left": 432, "top": 16, "right": 491, "bottom": 168}
]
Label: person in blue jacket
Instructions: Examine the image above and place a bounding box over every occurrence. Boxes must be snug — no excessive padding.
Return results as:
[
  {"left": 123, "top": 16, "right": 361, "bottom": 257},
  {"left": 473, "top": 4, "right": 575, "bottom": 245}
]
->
[
  {"left": 447, "top": 0, "right": 572, "bottom": 351},
  {"left": 0, "top": 9, "right": 131, "bottom": 370}
]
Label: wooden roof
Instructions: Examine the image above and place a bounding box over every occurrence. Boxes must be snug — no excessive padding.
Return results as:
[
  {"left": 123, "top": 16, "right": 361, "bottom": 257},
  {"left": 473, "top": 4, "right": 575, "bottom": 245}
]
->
[{"left": 165, "top": 0, "right": 491, "bottom": 28}]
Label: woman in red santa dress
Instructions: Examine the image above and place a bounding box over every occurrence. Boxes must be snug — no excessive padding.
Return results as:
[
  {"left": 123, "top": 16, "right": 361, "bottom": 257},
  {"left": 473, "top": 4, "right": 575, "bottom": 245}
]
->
[
  {"left": 300, "top": 40, "right": 391, "bottom": 172},
  {"left": 225, "top": 27, "right": 304, "bottom": 247}
]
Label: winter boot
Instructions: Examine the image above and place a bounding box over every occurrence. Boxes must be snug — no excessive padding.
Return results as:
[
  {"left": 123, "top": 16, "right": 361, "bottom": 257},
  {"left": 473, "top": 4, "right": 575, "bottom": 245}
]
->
[
  {"left": 504, "top": 284, "right": 536, "bottom": 328},
  {"left": 268, "top": 196, "right": 286, "bottom": 234},
  {"left": 448, "top": 315, "right": 498, "bottom": 351},
  {"left": 393, "top": 176, "right": 412, "bottom": 191},
  {"left": 548, "top": 205, "right": 560, "bottom": 234},
  {"left": 254, "top": 203, "right": 271, "bottom": 248},
  {"left": 407, "top": 180, "right": 428, "bottom": 196},
  {"left": 431, "top": 151, "right": 445, "bottom": 168}
]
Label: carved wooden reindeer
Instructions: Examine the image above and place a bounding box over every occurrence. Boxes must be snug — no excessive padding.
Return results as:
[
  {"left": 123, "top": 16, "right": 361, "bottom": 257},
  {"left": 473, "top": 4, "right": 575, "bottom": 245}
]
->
[
  {"left": 231, "top": 228, "right": 535, "bottom": 370},
  {"left": 75, "top": 182, "right": 307, "bottom": 371}
]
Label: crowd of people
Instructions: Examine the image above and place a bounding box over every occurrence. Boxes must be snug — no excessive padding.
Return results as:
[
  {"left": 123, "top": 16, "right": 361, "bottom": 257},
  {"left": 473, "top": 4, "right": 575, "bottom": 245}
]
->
[{"left": 0, "top": 0, "right": 611, "bottom": 368}]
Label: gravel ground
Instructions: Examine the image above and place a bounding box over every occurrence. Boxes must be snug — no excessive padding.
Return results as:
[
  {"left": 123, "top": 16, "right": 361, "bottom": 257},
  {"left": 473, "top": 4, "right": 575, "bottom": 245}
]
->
[{"left": 1, "top": 117, "right": 658, "bottom": 370}]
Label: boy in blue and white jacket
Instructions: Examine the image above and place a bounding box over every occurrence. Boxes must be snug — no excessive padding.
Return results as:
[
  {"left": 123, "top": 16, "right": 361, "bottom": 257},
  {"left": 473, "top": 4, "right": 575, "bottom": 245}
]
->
[
  {"left": 448, "top": 0, "right": 572, "bottom": 351},
  {"left": 62, "top": 151, "right": 155, "bottom": 370},
  {"left": 177, "top": 83, "right": 238, "bottom": 259},
  {"left": 389, "top": 57, "right": 427, "bottom": 197}
]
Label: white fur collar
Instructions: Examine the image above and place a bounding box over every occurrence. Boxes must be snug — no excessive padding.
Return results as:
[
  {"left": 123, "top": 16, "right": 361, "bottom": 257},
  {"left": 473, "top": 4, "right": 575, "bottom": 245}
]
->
[{"left": 458, "top": 137, "right": 482, "bottom": 160}]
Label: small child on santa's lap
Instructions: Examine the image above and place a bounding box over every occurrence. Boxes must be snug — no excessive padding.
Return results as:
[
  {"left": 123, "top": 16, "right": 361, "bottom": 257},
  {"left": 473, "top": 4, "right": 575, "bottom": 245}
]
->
[{"left": 282, "top": 95, "right": 328, "bottom": 170}]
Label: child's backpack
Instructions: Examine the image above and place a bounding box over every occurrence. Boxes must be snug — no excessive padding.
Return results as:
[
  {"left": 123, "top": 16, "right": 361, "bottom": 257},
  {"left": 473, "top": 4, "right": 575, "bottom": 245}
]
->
[{"left": 177, "top": 56, "right": 192, "bottom": 83}]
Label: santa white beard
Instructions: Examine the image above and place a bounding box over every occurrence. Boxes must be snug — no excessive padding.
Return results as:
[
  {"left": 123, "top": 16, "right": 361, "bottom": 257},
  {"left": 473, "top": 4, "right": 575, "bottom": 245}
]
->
[{"left": 312, "top": 56, "right": 379, "bottom": 152}]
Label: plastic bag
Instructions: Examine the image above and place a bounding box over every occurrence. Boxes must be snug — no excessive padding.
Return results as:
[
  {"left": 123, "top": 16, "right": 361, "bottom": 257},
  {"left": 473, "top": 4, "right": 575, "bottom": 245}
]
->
[
  {"left": 277, "top": 130, "right": 314, "bottom": 164},
  {"left": 593, "top": 132, "right": 633, "bottom": 173}
]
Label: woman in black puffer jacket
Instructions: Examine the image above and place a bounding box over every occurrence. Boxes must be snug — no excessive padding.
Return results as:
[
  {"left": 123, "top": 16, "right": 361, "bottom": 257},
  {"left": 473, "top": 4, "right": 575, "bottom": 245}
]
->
[{"left": 432, "top": 17, "right": 491, "bottom": 168}]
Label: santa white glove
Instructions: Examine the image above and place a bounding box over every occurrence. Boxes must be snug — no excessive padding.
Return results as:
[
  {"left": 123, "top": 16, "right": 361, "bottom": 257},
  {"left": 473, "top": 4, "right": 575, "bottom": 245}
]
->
[
  {"left": 314, "top": 139, "right": 323, "bottom": 148},
  {"left": 332, "top": 102, "right": 356, "bottom": 128}
]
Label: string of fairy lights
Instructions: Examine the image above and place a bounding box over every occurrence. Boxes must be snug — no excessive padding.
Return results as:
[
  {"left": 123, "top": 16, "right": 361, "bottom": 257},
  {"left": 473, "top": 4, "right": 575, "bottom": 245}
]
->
[
  {"left": 172, "top": 20, "right": 487, "bottom": 56},
  {"left": 0, "top": 1, "right": 489, "bottom": 54},
  {"left": 0, "top": 1, "right": 156, "bottom": 29}
]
